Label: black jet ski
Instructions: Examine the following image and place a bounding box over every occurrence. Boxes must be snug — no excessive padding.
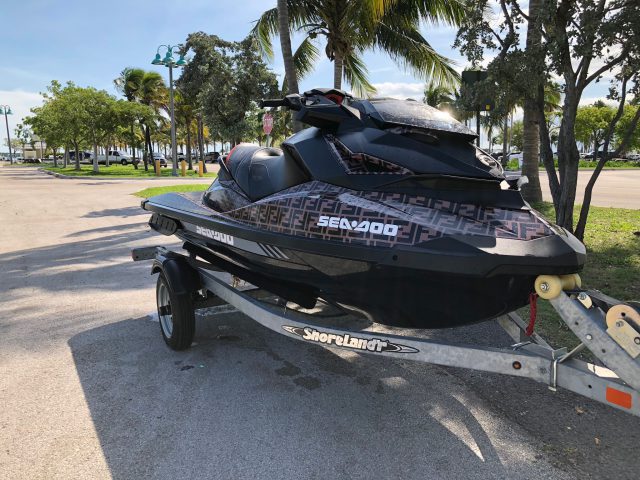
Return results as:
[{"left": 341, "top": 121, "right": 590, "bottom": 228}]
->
[{"left": 141, "top": 88, "right": 585, "bottom": 329}]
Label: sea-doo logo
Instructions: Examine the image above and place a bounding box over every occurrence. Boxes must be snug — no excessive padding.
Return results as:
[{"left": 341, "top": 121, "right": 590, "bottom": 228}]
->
[
  {"left": 195, "top": 225, "right": 234, "bottom": 246},
  {"left": 282, "top": 326, "right": 418, "bottom": 354},
  {"left": 316, "top": 216, "right": 399, "bottom": 236}
]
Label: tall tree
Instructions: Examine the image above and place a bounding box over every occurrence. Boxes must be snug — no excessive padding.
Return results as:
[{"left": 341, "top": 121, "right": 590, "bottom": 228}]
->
[
  {"left": 26, "top": 101, "right": 63, "bottom": 167},
  {"left": 81, "top": 88, "right": 116, "bottom": 173},
  {"left": 456, "top": 0, "right": 640, "bottom": 236},
  {"left": 114, "top": 68, "right": 145, "bottom": 165},
  {"left": 180, "top": 33, "right": 279, "bottom": 147},
  {"left": 520, "top": 0, "right": 544, "bottom": 202},
  {"left": 574, "top": 104, "right": 616, "bottom": 152},
  {"left": 277, "top": 0, "right": 302, "bottom": 132},
  {"left": 253, "top": 0, "right": 465, "bottom": 96},
  {"left": 138, "top": 72, "right": 167, "bottom": 171}
]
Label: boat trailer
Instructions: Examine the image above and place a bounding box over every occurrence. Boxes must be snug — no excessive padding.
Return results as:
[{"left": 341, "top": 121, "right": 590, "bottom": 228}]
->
[{"left": 133, "top": 245, "right": 640, "bottom": 417}]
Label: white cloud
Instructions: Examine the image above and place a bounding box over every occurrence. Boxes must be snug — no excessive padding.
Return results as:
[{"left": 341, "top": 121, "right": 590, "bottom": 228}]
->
[
  {"left": 0, "top": 90, "right": 43, "bottom": 148},
  {"left": 579, "top": 96, "right": 616, "bottom": 106},
  {"left": 371, "top": 82, "right": 425, "bottom": 100}
]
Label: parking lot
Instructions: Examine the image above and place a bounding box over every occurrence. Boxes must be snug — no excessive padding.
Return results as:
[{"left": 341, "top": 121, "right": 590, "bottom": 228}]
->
[{"left": 1, "top": 166, "right": 639, "bottom": 479}]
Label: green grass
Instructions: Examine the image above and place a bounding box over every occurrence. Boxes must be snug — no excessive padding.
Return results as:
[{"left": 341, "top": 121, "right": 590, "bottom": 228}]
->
[
  {"left": 505, "top": 159, "right": 640, "bottom": 170},
  {"left": 521, "top": 203, "right": 640, "bottom": 350},
  {"left": 133, "top": 184, "right": 210, "bottom": 198},
  {"left": 44, "top": 164, "right": 217, "bottom": 178},
  {"left": 578, "top": 160, "right": 640, "bottom": 168}
]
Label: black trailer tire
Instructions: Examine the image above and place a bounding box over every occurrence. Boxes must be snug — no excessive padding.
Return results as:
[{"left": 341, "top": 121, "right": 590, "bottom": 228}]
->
[{"left": 156, "top": 272, "right": 195, "bottom": 350}]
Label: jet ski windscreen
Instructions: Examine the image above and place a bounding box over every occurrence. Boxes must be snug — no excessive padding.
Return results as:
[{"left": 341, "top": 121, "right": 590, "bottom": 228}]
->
[{"left": 369, "top": 99, "right": 476, "bottom": 137}]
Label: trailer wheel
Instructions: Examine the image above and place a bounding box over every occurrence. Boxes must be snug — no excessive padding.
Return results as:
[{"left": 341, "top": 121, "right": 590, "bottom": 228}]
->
[{"left": 156, "top": 272, "right": 195, "bottom": 350}]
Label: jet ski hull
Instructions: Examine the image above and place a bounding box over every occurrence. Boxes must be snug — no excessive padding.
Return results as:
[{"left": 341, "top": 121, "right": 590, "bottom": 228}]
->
[{"left": 143, "top": 182, "right": 585, "bottom": 329}]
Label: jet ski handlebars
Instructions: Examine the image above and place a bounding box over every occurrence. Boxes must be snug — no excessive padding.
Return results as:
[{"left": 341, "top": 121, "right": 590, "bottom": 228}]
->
[
  {"left": 259, "top": 88, "right": 353, "bottom": 110},
  {"left": 259, "top": 95, "right": 303, "bottom": 110},
  {"left": 259, "top": 88, "right": 359, "bottom": 129}
]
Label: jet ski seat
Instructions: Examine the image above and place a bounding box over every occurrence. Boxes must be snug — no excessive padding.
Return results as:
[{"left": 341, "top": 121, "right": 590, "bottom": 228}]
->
[{"left": 225, "top": 144, "right": 308, "bottom": 201}]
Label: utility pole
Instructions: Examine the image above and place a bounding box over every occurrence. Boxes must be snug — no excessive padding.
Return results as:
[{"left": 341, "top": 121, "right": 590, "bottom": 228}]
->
[
  {"left": 151, "top": 44, "right": 188, "bottom": 177},
  {"left": 1, "top": 105, "right": 13, "bottom": 164}
]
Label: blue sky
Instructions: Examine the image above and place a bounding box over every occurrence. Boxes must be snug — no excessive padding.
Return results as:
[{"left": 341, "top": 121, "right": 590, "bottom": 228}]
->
[{"left": 1, "top": 0, "right": 610, "bottom": 140}]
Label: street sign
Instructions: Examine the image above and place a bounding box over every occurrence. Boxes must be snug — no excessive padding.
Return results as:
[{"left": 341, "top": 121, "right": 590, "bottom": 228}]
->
[
  {"left": 263, "top": 113, "right": 274, "bottom": 135},
  {"left": 461, "top": 70, "right": 488, "bottom": 85}
]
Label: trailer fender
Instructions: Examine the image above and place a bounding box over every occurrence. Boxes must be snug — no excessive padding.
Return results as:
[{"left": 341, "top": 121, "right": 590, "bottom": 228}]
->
[{"left": 151, "top": 257, "right": 201, "bottom": 296}]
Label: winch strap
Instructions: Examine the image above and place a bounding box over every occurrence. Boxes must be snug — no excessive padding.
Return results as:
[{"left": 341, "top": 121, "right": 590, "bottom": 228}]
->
[{"left": 526, "top": 293, "right": 538, "bottom": 337}]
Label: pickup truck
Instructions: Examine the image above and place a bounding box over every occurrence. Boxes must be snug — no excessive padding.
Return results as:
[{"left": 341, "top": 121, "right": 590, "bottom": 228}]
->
[{"left": 96, "top": 150, "right": 139, "bottom": 165}]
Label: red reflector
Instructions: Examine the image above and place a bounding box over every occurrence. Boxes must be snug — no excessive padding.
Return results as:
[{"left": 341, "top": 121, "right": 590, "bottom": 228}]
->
[{"left": 606, "top": 387, "right": 632, "bottom": 409}]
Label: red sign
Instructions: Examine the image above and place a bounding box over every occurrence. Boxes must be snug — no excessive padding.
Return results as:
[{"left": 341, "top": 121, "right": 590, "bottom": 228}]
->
[{"left": 263, "top": 113, "right": 274, "bottom": 135}]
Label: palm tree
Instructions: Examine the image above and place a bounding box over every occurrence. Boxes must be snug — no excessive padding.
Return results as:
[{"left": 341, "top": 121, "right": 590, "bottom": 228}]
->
[
  {"left": 114, "top": 69, "right": 166, "bottom": 171},
  {"left": 114, "top": 68, "right": 145, "bottom": 165},
  {"left": 253, "top": 0, "right": 465, "bottom": 96},
  {"left": 277, "top": 0, "right": 302, "bottom": 132},
  {"left": 175, "top": 93, "right": 196, "bottom": 170},
  {"left": 423, "top": 82, "right": 455, "bottom": 109},
  {"left": 521, "top": 0, "right": 544, "bottom": 202},
  {"left": 544, "top": 81, "right": 562, "bottom": 113},
  {"left": 139, "top": 72, "right": 167, "bottom": 171}
]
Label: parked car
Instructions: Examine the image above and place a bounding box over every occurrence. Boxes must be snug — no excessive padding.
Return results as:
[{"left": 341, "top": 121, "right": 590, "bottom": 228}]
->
[
  {"left": 204, "top": 151, "right": 221, "bottom": 163},
  {"left": 95, "top": 150, "right": 138, "bottom": 166},
  {"left": 584, "top": 151, "right": 606, "bottom": 159},
  {"left": 151, "top": 152, "right": 167, "bottom": 167},
  {"left": 69, "top": 151, "right": 93, "bottom": 162},
  {"left": 176, "top": 153, "right": 197, "bottom": 162}
]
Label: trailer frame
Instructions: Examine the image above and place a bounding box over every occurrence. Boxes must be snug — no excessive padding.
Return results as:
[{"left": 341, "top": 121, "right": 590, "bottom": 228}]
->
[{"left": 133, "top": 245, "right": 640, "bottom": 417}]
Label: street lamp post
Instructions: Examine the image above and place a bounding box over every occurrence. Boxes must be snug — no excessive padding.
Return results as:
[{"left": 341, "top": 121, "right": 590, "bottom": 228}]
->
[
  {"left": 0, "top": 105, "right": 13, "bottom": 164},
  {"left": 151, "top": 44, "right": 188, "bottom": 177}
]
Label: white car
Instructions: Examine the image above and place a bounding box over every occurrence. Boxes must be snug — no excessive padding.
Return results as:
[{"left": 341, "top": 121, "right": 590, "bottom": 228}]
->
[
  {"left": 152, "top": 152, "right": 167, "bottom": 166},
  {"left": 96, "top": 150, "right": 138, "bottom": 165}
]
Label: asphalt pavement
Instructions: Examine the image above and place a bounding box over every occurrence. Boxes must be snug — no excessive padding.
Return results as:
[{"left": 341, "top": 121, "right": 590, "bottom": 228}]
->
[
  {"left": 1, "top": 165, "right": 639, "bottom": 480},
  {"left": 537, "top": 169, "right": 639, "bottom": 209}
]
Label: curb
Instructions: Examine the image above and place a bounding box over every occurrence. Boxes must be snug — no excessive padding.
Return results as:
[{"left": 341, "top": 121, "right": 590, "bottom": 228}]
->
[{"left": 37, "top": 168, "right": 215, "bottom": 181}]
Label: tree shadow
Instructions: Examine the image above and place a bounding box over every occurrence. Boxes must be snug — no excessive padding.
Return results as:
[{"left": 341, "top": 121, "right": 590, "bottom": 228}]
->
[
  {"left": 67, "top": 311, "right": 560, "bottom": 480},
  {"left": 66, "top": 222, "right": 148, "bottom": 238},
  {"left": 83, "top": 206, "right": 146, "bottom": 218},
  {"left": 0, "top": 227, "right": 170, "bottom": 297}
]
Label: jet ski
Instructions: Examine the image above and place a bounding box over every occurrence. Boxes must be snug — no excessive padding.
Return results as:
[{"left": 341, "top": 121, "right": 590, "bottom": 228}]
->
[{"left": 141, "top": 88, "right": 585, "bottom": 329}]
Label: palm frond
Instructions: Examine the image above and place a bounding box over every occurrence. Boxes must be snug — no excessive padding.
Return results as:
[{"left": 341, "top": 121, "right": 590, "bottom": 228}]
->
[
  {"left": 250, "top": 7, "right": 278, "bottom": 60},
  {"left": 374, "top": 22, "right": 460, "bottom": 90},
  {"left": 293, "top": 37, "right": 320, "bottom": 81},
  {"left": 114, "top": 68, "right": 145, "bottom": 101},
  {"left": 386, "top": 0, "right": 467, "bottom": 27},
  {"left": 342, "top": 52, "right": 376, "bottom": 97}
]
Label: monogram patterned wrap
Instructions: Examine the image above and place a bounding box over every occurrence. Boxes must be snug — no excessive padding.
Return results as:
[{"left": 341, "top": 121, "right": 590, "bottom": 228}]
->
[
  {"left": 221, "top": 181, "right": 553, "bottom": 247},
  {"left": 324, "top": 134, "right": 412, "bottom": 175}
]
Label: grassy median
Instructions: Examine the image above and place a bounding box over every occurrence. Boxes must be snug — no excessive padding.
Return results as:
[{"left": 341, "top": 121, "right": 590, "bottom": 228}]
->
[
  {"left": 523, "top": 203, "right": 639, "bottom": 349},
  {"left": 44, "top": 164, "right": 217, "bottom": 178},
  {"left": 133, "top": 184, "right": 210, "bottom": 198}
]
